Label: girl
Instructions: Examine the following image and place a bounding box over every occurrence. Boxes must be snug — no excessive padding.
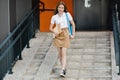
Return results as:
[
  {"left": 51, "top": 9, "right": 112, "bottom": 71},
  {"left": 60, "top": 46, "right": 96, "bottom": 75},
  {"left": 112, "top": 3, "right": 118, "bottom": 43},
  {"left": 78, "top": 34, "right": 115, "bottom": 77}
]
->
[{"left": 49, "top": 1, "right": 75, "bottom": 77}]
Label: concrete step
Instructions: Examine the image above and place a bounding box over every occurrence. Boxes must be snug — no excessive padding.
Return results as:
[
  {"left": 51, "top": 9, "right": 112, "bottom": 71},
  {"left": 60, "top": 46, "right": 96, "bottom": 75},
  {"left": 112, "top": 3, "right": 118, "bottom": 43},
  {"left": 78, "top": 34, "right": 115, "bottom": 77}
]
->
[
  {"left": 50, "top": 31, "right": 112, "bottom": 80},
  {"left": 4, "top": 31, "right": 113, "bottom": 80}
]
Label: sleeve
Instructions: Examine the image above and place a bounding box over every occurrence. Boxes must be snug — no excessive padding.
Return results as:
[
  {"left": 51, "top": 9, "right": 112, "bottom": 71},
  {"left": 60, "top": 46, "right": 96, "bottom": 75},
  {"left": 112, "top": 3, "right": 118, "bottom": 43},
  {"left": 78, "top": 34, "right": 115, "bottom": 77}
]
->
[
  {"left": 67, "top": 12, "right": 73, "bottom": 21},
  {"left": 50, "top": 16, "right": 55, "bottom": 24}
]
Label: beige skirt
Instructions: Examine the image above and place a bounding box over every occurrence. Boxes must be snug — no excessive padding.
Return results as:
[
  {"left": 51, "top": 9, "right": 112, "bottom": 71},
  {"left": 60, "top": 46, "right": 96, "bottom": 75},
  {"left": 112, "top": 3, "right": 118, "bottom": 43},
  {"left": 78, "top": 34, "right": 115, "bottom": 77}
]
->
[{"left": 53, "top": 28, "right": 70, "bottom": 48}]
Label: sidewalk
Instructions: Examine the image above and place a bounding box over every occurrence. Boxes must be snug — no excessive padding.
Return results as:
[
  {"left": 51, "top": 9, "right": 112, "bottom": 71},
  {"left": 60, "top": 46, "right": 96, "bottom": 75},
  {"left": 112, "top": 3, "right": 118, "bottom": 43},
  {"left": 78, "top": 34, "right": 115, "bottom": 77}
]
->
[{"left": 3, "top": 31, "right": 120, "bottom": 80}]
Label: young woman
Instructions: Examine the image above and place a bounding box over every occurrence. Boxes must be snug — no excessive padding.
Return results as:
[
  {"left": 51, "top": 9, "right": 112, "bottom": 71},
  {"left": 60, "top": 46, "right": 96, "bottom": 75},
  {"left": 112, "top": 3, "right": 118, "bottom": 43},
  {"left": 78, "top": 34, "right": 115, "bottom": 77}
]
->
[{"left": 49, "top": 1, "right": 75, "bottom": 77}]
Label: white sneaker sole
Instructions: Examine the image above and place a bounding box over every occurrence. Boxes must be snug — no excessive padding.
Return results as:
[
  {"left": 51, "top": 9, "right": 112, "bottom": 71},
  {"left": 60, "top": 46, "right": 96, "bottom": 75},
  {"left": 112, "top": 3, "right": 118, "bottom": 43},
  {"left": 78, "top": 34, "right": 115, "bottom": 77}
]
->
[{"left": 60, "top": 74, "right": 65, "bottom": 77}]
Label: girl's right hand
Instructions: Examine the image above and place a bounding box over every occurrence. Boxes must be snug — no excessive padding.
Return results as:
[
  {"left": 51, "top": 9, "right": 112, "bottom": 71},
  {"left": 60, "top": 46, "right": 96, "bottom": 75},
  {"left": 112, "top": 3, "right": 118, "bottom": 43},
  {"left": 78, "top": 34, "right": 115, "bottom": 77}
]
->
[{"left": 53, "top": 31, "right": 59, "bottom": 37}]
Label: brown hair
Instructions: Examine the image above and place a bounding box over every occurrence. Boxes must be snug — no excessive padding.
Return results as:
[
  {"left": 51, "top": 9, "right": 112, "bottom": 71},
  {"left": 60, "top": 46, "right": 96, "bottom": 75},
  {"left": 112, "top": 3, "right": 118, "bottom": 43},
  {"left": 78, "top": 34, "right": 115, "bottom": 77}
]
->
[{"left": 54, "top": 1, "right": 68, "bottom": 15}]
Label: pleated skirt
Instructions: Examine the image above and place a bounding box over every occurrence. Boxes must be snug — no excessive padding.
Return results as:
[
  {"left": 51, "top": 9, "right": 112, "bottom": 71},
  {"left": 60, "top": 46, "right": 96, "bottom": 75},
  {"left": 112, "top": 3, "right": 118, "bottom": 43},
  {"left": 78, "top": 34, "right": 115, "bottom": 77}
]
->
[{"left": 53, "top": 28, "right": 70, "bottom": 48}]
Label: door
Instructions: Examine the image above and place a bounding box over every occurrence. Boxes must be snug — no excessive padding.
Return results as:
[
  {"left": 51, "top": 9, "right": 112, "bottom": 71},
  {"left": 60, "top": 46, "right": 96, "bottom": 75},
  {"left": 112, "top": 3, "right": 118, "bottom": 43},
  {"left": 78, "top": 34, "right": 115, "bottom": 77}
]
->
[{"left": 74, "top": 0, "right": 110, "bottom": 30}]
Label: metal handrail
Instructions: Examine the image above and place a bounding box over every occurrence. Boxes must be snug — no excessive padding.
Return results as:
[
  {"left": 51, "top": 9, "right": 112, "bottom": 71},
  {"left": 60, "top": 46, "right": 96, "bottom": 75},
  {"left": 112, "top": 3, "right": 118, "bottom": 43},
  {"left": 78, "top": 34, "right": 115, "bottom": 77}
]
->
[
  {"left": 0, "top": 4, "right": 39, "bottom": 80},
  {"left": 112, "top": 3, "right": 120, "bottom": 75},
  {"left": 0, "top": 5, "right": 38, "bottom": 50}
]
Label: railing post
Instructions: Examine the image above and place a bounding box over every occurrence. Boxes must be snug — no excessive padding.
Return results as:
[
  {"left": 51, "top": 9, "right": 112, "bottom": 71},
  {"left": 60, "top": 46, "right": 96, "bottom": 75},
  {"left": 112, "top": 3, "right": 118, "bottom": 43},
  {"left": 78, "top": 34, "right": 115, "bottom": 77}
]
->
[
  {"left": 8, "top": 39, "right": 14, "bottom": 74},
  {"left": 116, "top": 4, "right": 120, "bottom": 75},
  {"left": 19, "top": 53, "right": 23, "bottom": 60},
  {"left": 9, "top": 67, "right": 13, "bottom": 74},
  {"left": 118, "top": 22, "right": 120, "bottom": 75},
  {"left": 33, "top": 12, "right": 36, "bottom": 38},
  {"left": 19, "top": 37, "right": 23, "bottom": 60},
  {"left": 27, "top": 26, "right": 30, "bottom": 48},
  {"left": 113, "top": 3, "right": 120, "bottom": 75},
  {"left": 19, "top": 27, "right": 23, "bottom": 60},
  {"left": 26, "top": 41, "right": 30, "bottom": 48}
]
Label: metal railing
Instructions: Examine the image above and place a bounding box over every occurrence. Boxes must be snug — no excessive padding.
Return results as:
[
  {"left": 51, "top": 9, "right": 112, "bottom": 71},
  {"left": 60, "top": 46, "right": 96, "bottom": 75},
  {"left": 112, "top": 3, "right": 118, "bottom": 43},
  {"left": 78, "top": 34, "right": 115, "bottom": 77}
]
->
[
  {"left": 0, "top": 5, "right": 39, "bottom": 80},
  {"left": 112, "top": 3, "right": 120, "bottom": 75}
]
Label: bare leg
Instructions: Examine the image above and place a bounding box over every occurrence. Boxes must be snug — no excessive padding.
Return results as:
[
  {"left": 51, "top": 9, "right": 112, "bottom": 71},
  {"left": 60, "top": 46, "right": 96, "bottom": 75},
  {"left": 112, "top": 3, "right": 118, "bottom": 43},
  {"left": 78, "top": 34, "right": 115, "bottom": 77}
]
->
[
  {"left": 59, "top": 47, "right": 67, "bottom": 77},
  {"left": 57, "top": 47, "right": 62, "bottom": 65},
  {"left": 57, "top": 47, "right": 67, "bottom": 69},
  {"left": 61, "top": 47, "right": 67, "bottom": 70}
]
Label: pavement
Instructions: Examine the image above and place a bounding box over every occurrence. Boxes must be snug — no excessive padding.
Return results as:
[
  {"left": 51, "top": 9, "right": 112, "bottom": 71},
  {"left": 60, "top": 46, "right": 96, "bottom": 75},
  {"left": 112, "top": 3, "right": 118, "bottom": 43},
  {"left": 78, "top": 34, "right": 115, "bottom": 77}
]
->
[{"left": 3, "top": 31, "right": 120, "bottom": 80}]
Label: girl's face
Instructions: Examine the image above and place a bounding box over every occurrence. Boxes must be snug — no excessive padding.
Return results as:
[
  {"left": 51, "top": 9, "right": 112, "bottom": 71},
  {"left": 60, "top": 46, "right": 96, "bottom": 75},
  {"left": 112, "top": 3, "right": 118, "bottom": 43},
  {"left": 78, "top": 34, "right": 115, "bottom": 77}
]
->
[{"left": 58, "top": 4, "right": 64, "bottom": 14}]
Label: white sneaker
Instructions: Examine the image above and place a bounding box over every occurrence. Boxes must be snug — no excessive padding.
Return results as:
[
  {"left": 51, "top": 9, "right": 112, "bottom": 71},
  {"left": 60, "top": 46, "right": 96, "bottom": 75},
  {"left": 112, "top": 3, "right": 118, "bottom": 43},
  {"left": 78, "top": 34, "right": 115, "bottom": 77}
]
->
[{"left": 60, "top": 69, "right": 66, "bottom": 77}]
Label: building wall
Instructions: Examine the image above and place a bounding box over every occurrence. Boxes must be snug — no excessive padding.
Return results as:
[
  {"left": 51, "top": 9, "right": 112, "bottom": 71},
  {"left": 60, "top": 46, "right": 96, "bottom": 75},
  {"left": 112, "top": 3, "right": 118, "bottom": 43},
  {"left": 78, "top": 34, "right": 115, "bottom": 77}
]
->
[
  {"left": 0, "top": 0, "right": 9, "bottom": 44},
  {"left": 0, "top": 0, "right": 32, "bottom": 44},
  {"left": 10, "top": 0, "right": 16, "bottom": 30},
  {"left": 16, "top": 0, "right": 32, "bottom": 24},
  {"left": 73, "top": 0, "right": 112, "bottom": 30},
  {"left": 40, "top": 0, "right": 73, "bottom": 32}
]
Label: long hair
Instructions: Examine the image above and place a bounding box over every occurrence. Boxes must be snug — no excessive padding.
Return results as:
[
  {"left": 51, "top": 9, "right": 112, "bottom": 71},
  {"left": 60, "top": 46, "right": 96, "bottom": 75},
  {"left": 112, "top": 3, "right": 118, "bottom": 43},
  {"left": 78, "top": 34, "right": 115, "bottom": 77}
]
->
[{"left": 54, "top": 1, "right": 68, "bottom": 15}]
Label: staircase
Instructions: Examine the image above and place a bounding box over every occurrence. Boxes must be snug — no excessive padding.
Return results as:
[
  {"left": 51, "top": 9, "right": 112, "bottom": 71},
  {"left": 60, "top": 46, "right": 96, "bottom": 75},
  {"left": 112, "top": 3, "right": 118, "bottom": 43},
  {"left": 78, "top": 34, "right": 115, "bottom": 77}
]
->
[
  {"left": 4, "top": 31, "right": 115, "bottom": 80},
  {"left": 50, "top": 31, "right": 112, "bottom": 80}
]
